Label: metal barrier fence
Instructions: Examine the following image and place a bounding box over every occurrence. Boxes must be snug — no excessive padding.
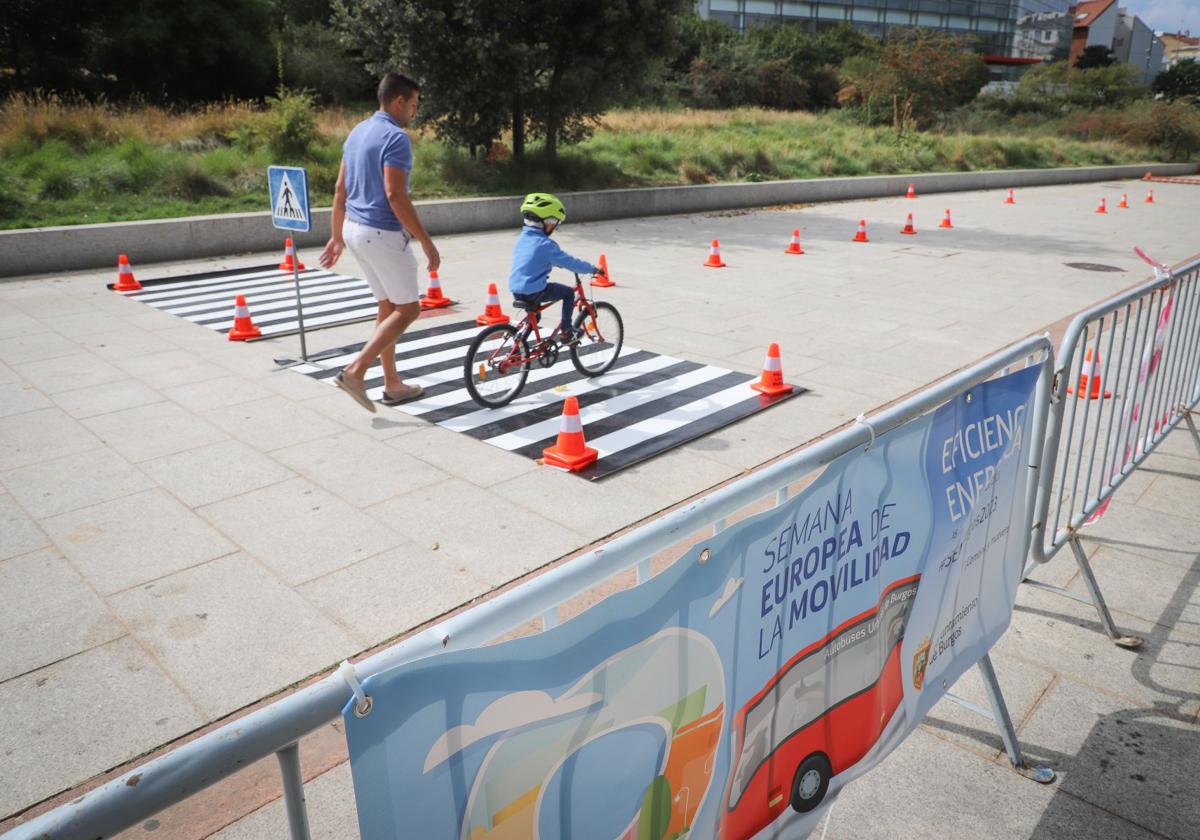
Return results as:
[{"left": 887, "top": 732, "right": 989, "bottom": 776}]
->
[
  {"left": 5, "top": 335, "right": 1054, "bottom": 840},
  {"left": 1027, "top": 252, "right": 1200, "bottom": 648}
]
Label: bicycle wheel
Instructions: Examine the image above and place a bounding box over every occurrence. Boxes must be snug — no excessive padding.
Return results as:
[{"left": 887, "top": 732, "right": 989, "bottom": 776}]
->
[
  {"left": 464, "top": 323, "right": 530, "bottom": 408},
  {"left": 571, "top": 301, "right": 624, "bottom": 376}
]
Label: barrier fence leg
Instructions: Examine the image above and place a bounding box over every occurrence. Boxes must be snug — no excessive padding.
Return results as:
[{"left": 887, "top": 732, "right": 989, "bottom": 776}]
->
[
  {"left": 977, "top": 655, "right": 1055, "bottom": 784},
  {"left": 1067, "top": 535, "right": 1144, "bottom": 649},
  {"left": 276, "top": 742, "right": 313, "bottom": 840}
]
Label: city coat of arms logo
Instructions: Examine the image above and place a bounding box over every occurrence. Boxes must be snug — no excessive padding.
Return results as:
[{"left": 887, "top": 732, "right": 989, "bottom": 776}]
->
[{"left": 912, "top": 638, "right": 932, "bottom": 690}]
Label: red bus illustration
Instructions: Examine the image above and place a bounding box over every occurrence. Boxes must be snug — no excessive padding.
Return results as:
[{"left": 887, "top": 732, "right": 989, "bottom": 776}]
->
[{"left": 720, "top": 576, "right": 920, "bottom": 839}]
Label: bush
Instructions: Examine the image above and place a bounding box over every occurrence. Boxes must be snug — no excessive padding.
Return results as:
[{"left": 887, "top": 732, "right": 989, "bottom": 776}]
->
[{"left": 237, "top": 89, "right": 319, "bottom": 160}]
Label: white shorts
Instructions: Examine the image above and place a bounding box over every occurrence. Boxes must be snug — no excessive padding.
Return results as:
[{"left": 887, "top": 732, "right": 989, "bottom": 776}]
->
[{"left": 344, "top": 217, "right": 420, "bottom": 305}]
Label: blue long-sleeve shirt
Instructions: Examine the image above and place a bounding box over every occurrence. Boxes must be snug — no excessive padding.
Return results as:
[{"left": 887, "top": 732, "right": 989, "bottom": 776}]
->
[{"left": 507, "top": 226, "right": 598, "bottom": 296}]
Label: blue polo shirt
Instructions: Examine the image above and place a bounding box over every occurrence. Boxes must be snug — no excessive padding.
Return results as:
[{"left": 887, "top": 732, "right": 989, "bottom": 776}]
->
[
  {"left": 508, "top": 225, "right": 598, "bottom": 296},
  {"left": 343, "top": 111, "right": 413, "bottom": 231}
]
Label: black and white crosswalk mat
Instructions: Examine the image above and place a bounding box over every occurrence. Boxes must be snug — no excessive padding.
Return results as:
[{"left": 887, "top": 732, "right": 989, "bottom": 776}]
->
[
  {"left": 108, "top": 263, "right": 425, "bottom": 340},
  {"left": 292, "top": 320, "right": 804, "bottom": 480}
]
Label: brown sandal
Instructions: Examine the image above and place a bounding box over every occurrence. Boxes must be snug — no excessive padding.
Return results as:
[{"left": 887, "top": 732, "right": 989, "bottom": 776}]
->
[
  {"left": 335, "top": 371, "right": 377, "bottom": 413},
  {"left": 379, "top": 383, "right": 424, "bottom": 406}
]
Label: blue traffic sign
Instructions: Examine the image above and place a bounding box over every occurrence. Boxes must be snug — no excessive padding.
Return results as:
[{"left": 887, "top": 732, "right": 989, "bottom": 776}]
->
[{"left": 268, "top": 166, "right": 310, "bottom": 232}]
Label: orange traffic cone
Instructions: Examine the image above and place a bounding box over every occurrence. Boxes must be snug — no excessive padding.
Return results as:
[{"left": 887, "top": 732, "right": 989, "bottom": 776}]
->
[
  {"left": 784, "top": 229, "right": 805, "bottom": 255},
  {"left": 852, "top": 220, "right": 869, "bottom": 243},
  {"left": 938, "top": 209, "right": 954, "bottom": 229},
  {"left": 703, "top": 240, "right": 726, "bottom": 268},
  {"left": 227, "top": 294, "right": 261, "bottom": 341},
  {"left": 541, "top": 397, "right": 598, "bottom": 472},
  {"left": 1145, "top": 189, "right": 1155, "bottom": 204},
  {"left": 751, "top": 343, "right": 794, "bottom": 397},
  {"left": 1067, "top": 348, "right": 1112, "bottom": 399},
  {"left": 475, "top": 283, "right": 509, "bottom": 326},
  {"left": 591, "top": 253, "right": 615, "bottom": 287},
  {"left": 905, "top": 183, "right": 917, "bottom": 199},
  {"left": 278, "top": 238, "right": 305, "bottom": 272},
  {"left": 1095, "top": 197, "right": 1108, "bottom": 214},
  {"left": 900, "top": 214, "right": 917, "bottom": 235},
  {"left": 114, "top": 254, "right": 142, "bottom": 292},
  {"left": 419, "top": 270, "right": 453, "bottom": 309},
  {"left": 1118, "top": 193, "right": 1129, "bottom": 209},
  {"left": 1004, "top": 189, "right": 1015, "bottom": 205}
]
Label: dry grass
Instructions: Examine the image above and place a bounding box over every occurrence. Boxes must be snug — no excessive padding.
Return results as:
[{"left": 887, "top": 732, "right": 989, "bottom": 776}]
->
[{"left": 598, "top": 107, "right": 818, "bottom": 133}]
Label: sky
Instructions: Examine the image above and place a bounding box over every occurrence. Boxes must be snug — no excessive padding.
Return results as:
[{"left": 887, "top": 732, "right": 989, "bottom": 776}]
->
[{"left": 1116, "top": 0, "right": 1200, "bottom": 35}]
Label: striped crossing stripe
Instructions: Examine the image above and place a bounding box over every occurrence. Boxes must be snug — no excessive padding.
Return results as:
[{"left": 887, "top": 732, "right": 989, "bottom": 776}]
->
[
  {"left": 108, "top": 263, "right": 390, "bottom": 340},
  {"left": 294, "top": 320, "right": 804, "bottom": 480}
]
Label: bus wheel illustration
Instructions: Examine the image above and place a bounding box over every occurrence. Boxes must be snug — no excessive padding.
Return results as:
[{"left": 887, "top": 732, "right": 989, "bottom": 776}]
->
[{"left": 790, "top": 753, "right": 832, "bottom": 813}]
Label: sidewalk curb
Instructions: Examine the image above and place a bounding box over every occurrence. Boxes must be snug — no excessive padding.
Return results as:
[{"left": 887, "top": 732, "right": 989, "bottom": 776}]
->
[{"left": 1, "top": 163, "right": 1195, "bottom": 278}]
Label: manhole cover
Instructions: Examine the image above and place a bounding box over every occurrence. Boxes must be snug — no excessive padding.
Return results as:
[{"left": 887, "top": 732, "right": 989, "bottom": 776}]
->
[{"left": 1065, "top": 262, "right": 1126, "bottom": 272}]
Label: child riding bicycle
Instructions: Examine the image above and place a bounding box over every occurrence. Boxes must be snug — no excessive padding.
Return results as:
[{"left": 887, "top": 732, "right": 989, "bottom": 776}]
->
[{"left": 508, "top": 193, "right": 604, "bottom": 346}]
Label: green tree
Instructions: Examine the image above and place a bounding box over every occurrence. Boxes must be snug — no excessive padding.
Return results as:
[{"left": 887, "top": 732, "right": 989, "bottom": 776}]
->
[
  {"left": 1075, "top": 45, "right": 1117, "bottom": 70},
  {"left": 1066, "top": 63, "right": 1143, "bottom": 107},
  {"left": 0, "top": 0, "right": 118, "bottom": 96},
  {"left": 1153, "top": 60, "right": 1200, "bottom": 101},
  {"left": 839, "top": 29, "right": 990, "bottom": 130},
  {"left": 89, "top": 0, "right": 276, "bottom": 101},
  {"left": 336, "top": 0, "right": 690, "bottom": 163}
]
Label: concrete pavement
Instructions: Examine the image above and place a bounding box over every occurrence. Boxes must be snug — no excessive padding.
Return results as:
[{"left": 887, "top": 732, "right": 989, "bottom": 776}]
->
[{"left": 1, "top": 176, "right": 1198, "bottom": 834}]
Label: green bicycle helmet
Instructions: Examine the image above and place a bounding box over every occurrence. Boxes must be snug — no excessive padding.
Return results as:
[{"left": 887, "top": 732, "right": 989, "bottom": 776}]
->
[{"left": 520, "top": 192, "right": 566, "bottom": 224}]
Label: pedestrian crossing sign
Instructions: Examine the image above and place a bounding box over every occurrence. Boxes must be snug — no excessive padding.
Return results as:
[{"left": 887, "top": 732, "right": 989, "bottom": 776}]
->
[{"left": 268, "top": 165, "right": 310, "bottom": 232}]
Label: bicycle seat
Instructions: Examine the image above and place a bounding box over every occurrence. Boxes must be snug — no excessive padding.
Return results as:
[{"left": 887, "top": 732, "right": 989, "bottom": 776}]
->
[{"left": 512, "top": 298, "right": 543, "bottom": 311}]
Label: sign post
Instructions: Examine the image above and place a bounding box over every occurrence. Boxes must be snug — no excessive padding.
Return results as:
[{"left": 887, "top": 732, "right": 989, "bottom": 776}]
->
[{"left": 267, "top": 165, "right": 311, "bottom": 362}]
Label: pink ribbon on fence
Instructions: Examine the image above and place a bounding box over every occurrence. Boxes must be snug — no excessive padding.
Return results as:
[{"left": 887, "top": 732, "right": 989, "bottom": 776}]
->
[{"left": 1085, "top": 247, "right": 1176, "bottom": 525}]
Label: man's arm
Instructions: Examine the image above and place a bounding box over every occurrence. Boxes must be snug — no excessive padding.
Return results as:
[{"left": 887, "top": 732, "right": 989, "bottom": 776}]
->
[
  {"left": 318, "top": 161, "right": 348, "bottom": 269},
  {"left": 384, "top": 166, "right": 440, "bottom": 273}
]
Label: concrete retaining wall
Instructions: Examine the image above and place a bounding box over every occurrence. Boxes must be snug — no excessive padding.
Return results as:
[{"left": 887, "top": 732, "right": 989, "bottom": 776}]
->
[{"left": 2, "top": 163, "right": 1195, "bottom": 277}]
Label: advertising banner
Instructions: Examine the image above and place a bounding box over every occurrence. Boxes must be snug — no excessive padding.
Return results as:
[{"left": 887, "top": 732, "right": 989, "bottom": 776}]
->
[{"left": 343, "top": 366, "right": 1041, "bottom": 840}]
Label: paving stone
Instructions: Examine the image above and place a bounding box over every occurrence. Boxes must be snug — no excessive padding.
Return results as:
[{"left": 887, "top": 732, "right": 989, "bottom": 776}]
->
[
  {"left": 0, "top": 407, "right": 101, "bottom": 472},
  {"left": 9, "top": 352, "right": 127, "bottom": 396},
  {"left": 0, "top": 547, "right": 124, "bottom": 682},
  {"left": 0, "top": 331, "right": 81, "bottom": 365},
  {"left": 619, "top": 446, "right": 742, "bottom": 505},
  {"left": 999, "top": 583, "right": 1200, "bottom": 714},
  {"left": 0, "top": 493, "right": 48, "bottom": 560},
  {"left": 77, "top": 327, "right": 179, "bottom": 361},
  {"left": 203, "top": 396, "right": 344, "bottom": 452},
  {"left": 1063, "top": 545, "right": 1200, "bottom": 637},
  {"left": 112, "top": 348, "right": 229, "bottom": 389},
  {"left": 299, "top": 389, "right": 430, "bottom": 440},
  {"left": 493, "top": 468, "right": 669, "bottom": 543},
  {"left": 367, "top": 478, "right": 585, "bottom": 587},
  {"left": 161, "top": 374, "right": 274, "bottom": 412},
  {"left": 0, "top": 637, "right": 203, "bottom": 819},
  {"left": 1, "top": 446, "right": 154, "bottom": 519},
  {"left": 386, "top": 424, "right": 540, "bottom": 488},
  {"left": 827, "top": 728, "right": 1157, "bottom": 840},
  {"left": 42, "top": 488, "right": 236, "bottom": 594},
  {"left": 299, "top": 542, "right": 492, "bottom": 647},
  {"left": 1016, "top": 677, "right": 1199, "bottom": 840},
  {"left": 0, "top": 381, "right": 52, "bottom": 418},
  {"left": 111, "top": 554, "right": 359, "bottom": 719},
  {"left": 199, "top": 478, "right": 404, "bottom": 585},
  {"left": 1074, "top": 499, "right": 1200, "bottom": 570},
  {"left": 1134, "top": 472, "right": 1200, "bottom": 523},
  {"left": 210, "top": 762, "right": 360, "bottom": 839},
  {"left": 273, "top": 430, "right": 447, "bottom": 508},
  {"left": 140, "top": 438, "right": 295, "bottom": 508},
  {"left": 82, "top": 400, "right": 227, "bottom": 463},
  {"left": 50, "top": 378, "right": 165, "bottom": 420}
]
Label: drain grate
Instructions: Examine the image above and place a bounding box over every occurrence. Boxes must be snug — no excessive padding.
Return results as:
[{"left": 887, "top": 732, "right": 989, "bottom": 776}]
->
[{"left": 1065, "top": 262, "right": 1126, "bottom": 273}]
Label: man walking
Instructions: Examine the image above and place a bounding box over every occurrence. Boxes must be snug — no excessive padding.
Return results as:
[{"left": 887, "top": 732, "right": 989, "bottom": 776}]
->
[{"left": 319, "top": 71, "right": 439, "bottom": 413}]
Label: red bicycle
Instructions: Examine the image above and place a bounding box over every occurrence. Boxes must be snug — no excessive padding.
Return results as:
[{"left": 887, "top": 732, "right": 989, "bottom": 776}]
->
[{"left": 463, "top": 273, "right": 624, "bottom": 408}]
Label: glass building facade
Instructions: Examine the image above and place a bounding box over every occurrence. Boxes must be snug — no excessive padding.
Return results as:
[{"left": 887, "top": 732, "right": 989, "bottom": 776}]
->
[{"left": 698, "top": 1, "right": 1075, "bottom": 79}]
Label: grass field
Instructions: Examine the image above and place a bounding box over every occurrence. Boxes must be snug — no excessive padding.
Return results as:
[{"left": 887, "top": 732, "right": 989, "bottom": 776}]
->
[{"left": 0, "top": 96, "right": 1169, "bottom": 230}]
